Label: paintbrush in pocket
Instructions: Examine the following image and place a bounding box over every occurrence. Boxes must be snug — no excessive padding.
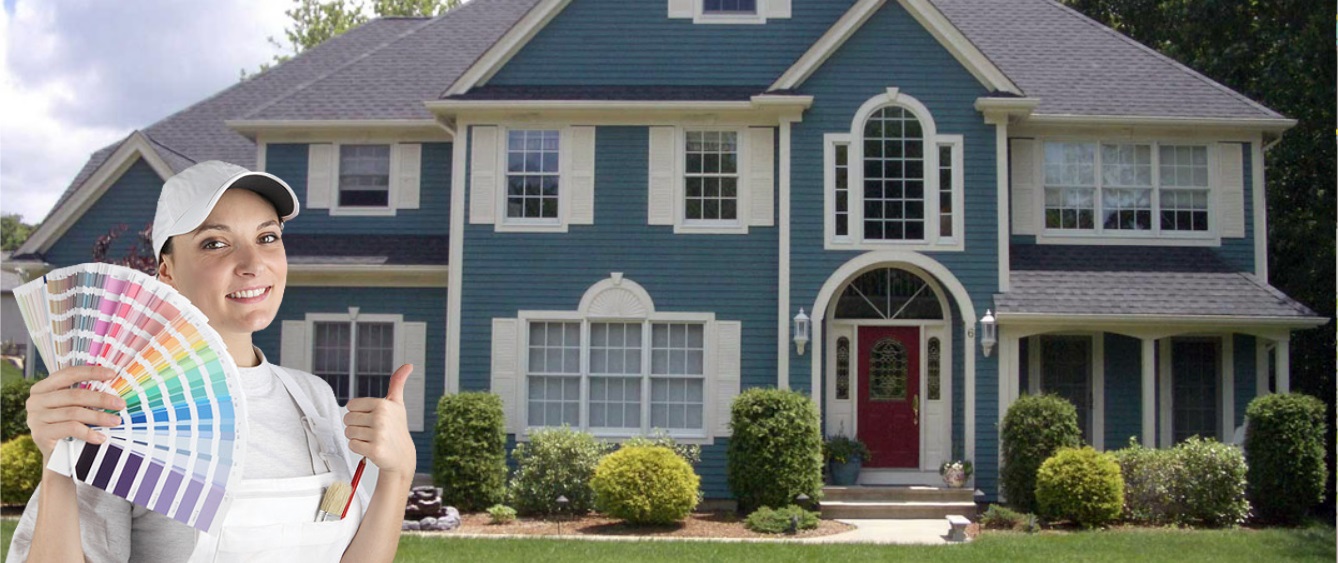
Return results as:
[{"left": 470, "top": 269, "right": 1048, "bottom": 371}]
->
[{"left": 317, "top": 481, "right": 352, "bottom": 522}]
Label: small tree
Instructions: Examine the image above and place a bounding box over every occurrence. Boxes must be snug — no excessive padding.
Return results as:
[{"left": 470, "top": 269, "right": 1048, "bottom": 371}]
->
[
  {"left": 1001, "top": 394, "right": 1082, "bottom": 513},
  {"left": 726, "top": 388, "right": 823, "bottom": 514},
  {"left": 433, "top": 392, "right": 507, "bottom": 511}
]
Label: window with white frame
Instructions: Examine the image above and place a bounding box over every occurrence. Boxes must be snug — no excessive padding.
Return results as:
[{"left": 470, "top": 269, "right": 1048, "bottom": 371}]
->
[
  {"left": 527, "top": 322, "right": 582, "bottom": 427},
  {"left": 338, "top": 144, "right": 391, "bottom": 208},
  {"left": 684, "top": 130, "right": 739, "bottom": 223},
  {"left": 863, "top": 106, "right": 926, "bottom": 241},
  {"left": 1043, "top": 141, "right": 1212, "bottom": 234},
  {"left": 703, "top": 0, "right": 755, "bottom": 14},
  {"left": 833, "top": 141, "right": 851, "bottom": 238},
  {"left": 312, "top": 320, "right": 395, "bottom": 404},
  {"left": 506, "top": 129, "right": 561, "bottom": 221}
]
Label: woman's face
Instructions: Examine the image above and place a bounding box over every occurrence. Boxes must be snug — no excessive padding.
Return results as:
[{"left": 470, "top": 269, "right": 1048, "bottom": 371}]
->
[{"left": 158, "top": 189, "right": 287, "bottom": 341}]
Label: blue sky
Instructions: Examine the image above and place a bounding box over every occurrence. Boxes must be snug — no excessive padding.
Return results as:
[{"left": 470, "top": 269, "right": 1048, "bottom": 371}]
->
[{"left": 0, "top": 0, "right": 291, "bottom": 225}]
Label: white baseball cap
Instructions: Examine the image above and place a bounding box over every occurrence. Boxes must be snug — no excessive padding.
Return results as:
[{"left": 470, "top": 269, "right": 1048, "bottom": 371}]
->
[{"left": 152, "top": 160, "right": 300, "bottom": 259}]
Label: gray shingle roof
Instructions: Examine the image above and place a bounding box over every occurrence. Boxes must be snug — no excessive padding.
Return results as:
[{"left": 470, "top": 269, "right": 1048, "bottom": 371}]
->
[
  {"left": 446, "top": 84, "right": 769, "bottom": 101},
  {"left": 929, "top": 0, "right": 1282, "bottom": 119},
  {"left": 282, "top": 234, "right": 448, "bottom": 266},
  {"left": 997, "top": 246, "right": 1317, "bottom": 319}
]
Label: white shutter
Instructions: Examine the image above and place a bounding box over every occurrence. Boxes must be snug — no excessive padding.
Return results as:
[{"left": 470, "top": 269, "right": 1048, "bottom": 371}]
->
[
  {"left": 766, "top": 0, "right": 791, "bottom": 18},
  {"left": 402, "top": 321, "right": 428, "bottom": 432},
  {"left": 1010, "top": 139, "right": 1038, "bottom": 235},
  {"left": 748, "top": 127, "right": 775, "bottom": 227},
  {"left": 491, "top": 318, "right": 522, "bottom": 433},
  {"left": 647, "top": 126, "right": 676, "bottom": 225},
  {"left": 307, "top": 144, "right": 335, "bottom": 210},
  {"left": 1217, "top": 142, "right": 1246, "bottom": 238},
  {"left": 715, "top": 320, "right": 742, "bottom": 437},
  {"left": 394, "top": 143, "right": 422, "bottom": 210},
  {"left": 667, "top": 0, "right": 693, "bottom": 18},
  {"left": 469, "top": 126, "right": 498, "bottom": 224},
  {"left": 567, "top": 126, "right": 596, "bottom": 225},
  {"left": 281, "top": 320, "right": 309, "bottom": 372}
]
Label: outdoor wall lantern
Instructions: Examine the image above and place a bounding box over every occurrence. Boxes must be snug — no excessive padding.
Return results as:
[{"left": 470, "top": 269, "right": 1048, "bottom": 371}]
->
[
  {"left": 793, "top": 308, "right": 810, "bottom": 356},
  {"left": 980, "top": 309, "right": 997, "bottom": 357}
]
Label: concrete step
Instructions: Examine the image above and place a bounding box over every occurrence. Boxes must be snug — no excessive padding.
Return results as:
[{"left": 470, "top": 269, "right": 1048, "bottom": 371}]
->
[
  {"left": 820, "top": 500, "right": 978, "bottom": 520},
  {"left": 821, "top": 486, "right": 975, "bottom": 504}
]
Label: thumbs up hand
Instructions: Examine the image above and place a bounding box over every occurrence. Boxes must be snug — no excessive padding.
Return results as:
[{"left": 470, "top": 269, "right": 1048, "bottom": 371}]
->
[{"left": 344, "top": 363, "right": 417, "bottom": 480}]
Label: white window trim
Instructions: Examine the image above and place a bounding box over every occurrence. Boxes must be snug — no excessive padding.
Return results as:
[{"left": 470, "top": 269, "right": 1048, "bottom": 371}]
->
[
  {"left": 495, "top": 125, "right": 572, "bottom": 233},
  {"left": 835, "top": 89, "right": 964, "bottom": 251},
  {"left": 1034, "top": 137, "right": 1221, "bottom": 246},
  {"left": 677, "top": 127, "right": 751, "bottom": 234},
  {"left": 304, "top": 310, "right": 405, "bottom": 401},
  {"left": 936, "top": 134, "right": 965, "bottom": 246},
  {"left": 516, "top": 309, "right": 719, "bottom": 444},
  {"left": 823, "top": 133, "right": 852, "bottom": 246},
  {"left": 672, "top": 0, "right": 784, "bottom": 25},
  {"left": 329, "top": 143, "right": 399, "bottom": 217}
]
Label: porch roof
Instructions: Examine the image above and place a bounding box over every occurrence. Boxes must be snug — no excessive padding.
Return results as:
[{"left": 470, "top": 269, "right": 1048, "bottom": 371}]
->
[
  {"left": 282, "top": 234, "right": 448, "bottom": 266},
  {"left": 995, "top": 246, "right": 1320, "bottom": 322}
]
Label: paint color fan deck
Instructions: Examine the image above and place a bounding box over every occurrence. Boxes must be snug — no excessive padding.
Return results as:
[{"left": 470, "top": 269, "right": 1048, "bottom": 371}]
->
[{"left": 14, "top": 262, "right": 247, "bottom": 534}]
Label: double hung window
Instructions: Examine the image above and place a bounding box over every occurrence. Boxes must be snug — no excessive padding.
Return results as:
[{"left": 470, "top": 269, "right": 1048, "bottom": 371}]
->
[
  {"left": 506, "top": 130, "right": 562, "bottom": 221},
  {"left": 1043, "top": 141, "right": 1211, "bottom": 234},
  {"left": 312, "top": 320, "right": 395, "bottom": 405},
  {"left": 338, "top": 144, "right": 391, "bottom": 208},
  {"left": 684, "top": 131, "right": 739, "bottom": 223}
]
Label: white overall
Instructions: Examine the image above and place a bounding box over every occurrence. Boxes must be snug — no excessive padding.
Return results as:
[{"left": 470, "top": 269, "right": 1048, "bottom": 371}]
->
[{"left": 188, "top": 368, "right": 362, "bottom": 562}]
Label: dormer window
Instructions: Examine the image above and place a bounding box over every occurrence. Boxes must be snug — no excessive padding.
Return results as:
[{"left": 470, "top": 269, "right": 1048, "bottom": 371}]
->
[
  {"left": 703, "top": 0, "right": 756, "bottom": 14},
  {"left": 667, "top": 0, "right": 789, "bottom": 24}
]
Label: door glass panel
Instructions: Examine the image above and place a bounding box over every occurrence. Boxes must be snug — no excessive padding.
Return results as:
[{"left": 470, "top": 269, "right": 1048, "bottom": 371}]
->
[
  {"left": 869, "top": 337, "right": 907, "bottom": 401},
  {"left": 836, "top": 337, "right": 851, "bottom": 400},
  {"left": 927, "top": 337, "right": 941, "bottom": 401},
  {"left": 1041, "top": 336, "right": 1091, "bottom": 443},
  {"left": 1173, "top": 339, "right": 1218, "bottom": 443}
]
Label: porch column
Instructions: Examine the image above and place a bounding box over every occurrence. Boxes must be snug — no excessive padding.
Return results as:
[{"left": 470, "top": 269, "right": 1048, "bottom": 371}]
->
[
  {"left": 998, "top": 331, "right": 1021, "bottom": 424},
  {"left": 1276, "top": 336, "right": 1291, "bottom": 394},
  {"left": 1141, "top": 337, "right": 1156, "bottom": 447}
]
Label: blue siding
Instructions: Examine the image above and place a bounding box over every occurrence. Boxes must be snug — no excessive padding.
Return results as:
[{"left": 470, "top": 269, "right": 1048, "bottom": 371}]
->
[
  {"left": 45, "top": 159, "right": 162, "bottom": 267},
  {"left": 784, "top": 2, "right": 1000, "bottom": 496},
  {"left": 255, "top": 287, "right": 448, "bottom": 475},
  {"left": 458, "top": 125, "right": 778, "bottom": 498},
  {"left": 1215, "top": 142, "right": 1254, "bottom": 272},
  {"left": 1104, "top": 333, "right": 1143, "bottom": 449},
  {"left": 264, "top": 142, "right": 451, "bottom": 235},
  {"left": 1233, "top": 334, "right": 1256, "bottom": 429},
  {"left": 489, "top": 0, "right": 850, "bottom": 86}
]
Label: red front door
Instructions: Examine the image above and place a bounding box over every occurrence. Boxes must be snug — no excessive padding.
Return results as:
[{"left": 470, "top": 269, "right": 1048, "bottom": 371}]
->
[{"left": 857, "top": 326, "right": 920, "bottom": 468}]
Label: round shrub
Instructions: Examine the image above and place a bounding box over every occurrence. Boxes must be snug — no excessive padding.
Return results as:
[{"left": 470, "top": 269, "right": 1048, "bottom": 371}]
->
[
  {"left": 1, "top": 435, "right": 42, "bottom": 505},
  {"left": 1111, "top": 438, "right": 1178, "bottom": 524},
  {"left": 509, "top": 426, "right": 609, "bottom": 516},
  {"left": 1035, "top": 446, "right": 1124, "bottom": 528},
  {"left": 1001, "top": 394, "right": 1082, "bottom": 513},
  {"left": 433, "top": 392, "right": 508, "bottom": 511},
  {"left": 743, "top": 505, "right": 819, "bottom": 534},
  {"left": 1245, "top": 393, "right": 1328, "bottom": 524},
  {"left": 592, "top": 445, "right": 700, "bottom": 525},
  {"left": 726, "top": 388, "right": 823, "bottom": 513},
  {"left": 1174, "top": 437, "right": 1249, "bottom": 527},
  {"left": 486, "top": 504, "right": 517, "bottom": 524},
  {"left": 1, "top": 377, "right": 34, "bottom": 442}
]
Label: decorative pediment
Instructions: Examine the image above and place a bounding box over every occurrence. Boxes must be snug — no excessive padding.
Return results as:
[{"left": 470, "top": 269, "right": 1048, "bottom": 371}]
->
[{"left": 579, "top": 273, "right": 656, "bottom": 319}]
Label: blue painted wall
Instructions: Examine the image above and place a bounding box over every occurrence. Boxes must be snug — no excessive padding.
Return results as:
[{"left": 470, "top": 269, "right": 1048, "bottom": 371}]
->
[
  {"left": 784, "top": 1, "right": 1000, "bottom": 496},
  {"left": 1233, "top": 334, "right": 1257, "bottom": 429},
  {"left": 265, "top": 142, "right": 451, "bottom": 235},
  {"left": 489, "top": 0, "right": 850, "bottom": 86},
  {"left": 45, "top": 159, "right": 161, "bottom": 267},
  {"left": 458, "top": 125, "right": 779, "bottom": 498},
  {"left": 1104, "top": 333, "right": 1143, "bottom": 449},
  {"left": 255, "top": 287, "right": 448, "bottom": 474}
]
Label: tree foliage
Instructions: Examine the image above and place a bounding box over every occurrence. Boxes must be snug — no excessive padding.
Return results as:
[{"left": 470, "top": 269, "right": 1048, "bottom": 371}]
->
[
  {"left": 92, "top": 223, "right": 157, "bottom": 275},
  {"left": 1, "top": 214, "right": 35, "bottom": 252}
]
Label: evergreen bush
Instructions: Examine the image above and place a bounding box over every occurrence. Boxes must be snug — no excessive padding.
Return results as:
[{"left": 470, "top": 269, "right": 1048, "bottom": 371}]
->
[
  {"left": 979, "top": 504, "right": 1038, "bottom": 532},
  {"left": 433, "top": 392, "right": 508, "bottom": 511},
  {"left": 1035, "top": 446, "right": 1124, "bottom": 529},
  {"left": 1, "top": 378, "right": 33, "bottom": 442},
  {"left": 592, "top": 445, "right": 700, "bottom": 525},
  {"left": 726, "top": 388, "right": 823, "bottom": 513},
  {"left": 508, "top": 426, "right": 609, "bottom": 516},
  {"left": 486, "top": 504, "right": 517, "bottom": 524},
  {"left": 1, "top": 435, "right": 42, "bottom": 505},
  {"left": 1000, "top": 394, "right": 1082, "bottom": 513},
  {"left": 1111, "top": 438, "right": 1178, "bottom": 524},
  {"left": 1244, "top": 393, "right": 1328, "bottom": 524},
  {"left": 1175, "top": 437, "right": 1249, "bottom": 527},
  {"left": 743, "top": 505, "right": 820, "bottom": 534}
]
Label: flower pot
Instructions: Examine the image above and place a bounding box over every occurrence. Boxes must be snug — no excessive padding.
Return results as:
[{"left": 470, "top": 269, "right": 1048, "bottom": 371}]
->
[
  {"left": 830, "top": 459, "right": 862, "bottom": 486},
  {"left": 942, "top": 467, "right": 967, "bottom": 488}
]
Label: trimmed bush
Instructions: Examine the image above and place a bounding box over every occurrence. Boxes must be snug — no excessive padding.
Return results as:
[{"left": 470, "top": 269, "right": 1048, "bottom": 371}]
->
[
  {"left": 509, "top": 426, "right": 609, "bottom": 516},
  {"left": 1175, "top": 437, "right": 1249, "bottom": 527},
  {"left": 1, "top": 378, "right": 33, "bottom": 442},
  {"left": 1000, "top": 394, "right": 1082, "bottom": 513},
  {"left": 433, "top": 392, "right": 508, "bottom": 511},
  {"left": 1035, "top": 447, "right": 1124, "bottom": 528},
  {"left": 622, "top": 431, "right": 702, "bottom": 466},
  {"left": 743, "top": 505, "right": 819, "bottom": 534},
  {"left": 486, "top": 504, "right": 517, "bottom": 524},
  {"left": 1111, "top": 438, "right": 1178, "bottom": 524},
  {"left": 979, "top": 504, "right": 1038, "bottom": 532},
  {"left": 592, "top": 445, "right": 700, "bottom": 525},
  {"left": 1, "top": 435, "right": 42, "bottom": 505},
  {"left": 1245, "top": 393, "right": 1328, "bottom": 524},
  {"left": 726, "top": 388, "right": 823, "bottom": 514}
]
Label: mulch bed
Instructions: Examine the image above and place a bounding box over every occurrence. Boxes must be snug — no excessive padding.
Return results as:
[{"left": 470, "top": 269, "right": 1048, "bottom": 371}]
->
[{"left": 434, "top": 511, "right": 855, "bottom": 539}]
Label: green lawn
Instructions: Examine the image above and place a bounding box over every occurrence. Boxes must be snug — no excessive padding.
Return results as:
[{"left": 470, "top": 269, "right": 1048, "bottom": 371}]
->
[{"left": 3, "top": 518, "right": 1332, "bottom": 562}]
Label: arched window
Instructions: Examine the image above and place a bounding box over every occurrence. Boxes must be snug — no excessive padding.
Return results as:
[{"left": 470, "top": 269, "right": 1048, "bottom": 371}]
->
[
  {"left": 863, "top": 106, "right": 926, "bottom": 241},
  {"left": 835, "top": 267, "right": 944, "bottom": 320}
]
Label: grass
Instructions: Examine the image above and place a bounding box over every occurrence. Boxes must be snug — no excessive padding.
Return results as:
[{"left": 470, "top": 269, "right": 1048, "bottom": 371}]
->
[{"left": 2, "top": 518, "right": 1332, "bottom": 562}]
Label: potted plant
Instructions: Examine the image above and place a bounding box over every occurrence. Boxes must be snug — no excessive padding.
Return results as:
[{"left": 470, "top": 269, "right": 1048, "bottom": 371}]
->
[
  {"left": 823, "top": 435, "right": 871, "bottom": 486},
  {"left": 939, "top": 459, "right": 973, "bottom": 488}
]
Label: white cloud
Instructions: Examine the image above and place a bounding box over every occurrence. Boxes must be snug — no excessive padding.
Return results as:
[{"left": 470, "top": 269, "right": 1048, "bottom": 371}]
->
[{"left": 0, "top": 0, "right": 290, "bottom": 224}]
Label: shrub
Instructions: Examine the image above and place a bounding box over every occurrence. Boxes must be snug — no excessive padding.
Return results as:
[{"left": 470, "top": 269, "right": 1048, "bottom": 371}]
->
[
  {"left": 1, "top": 435, "right": 42, "bottom": 505},
  {"left": 509, "top": 426, "right": 609, "bottom": 516},
  {"left": 622, "top": 430, "right": 702, "bottom": 466},
  {"left": 1, "top": 378, "right": 34, "bottom": 442},
  {"left": 486, "top": 504, "right": 517, "bottom": 524},
  {"left": 726, "top": 388, "right": 823, "bottom": 513},
  {"left": 433, "top": 392, "right": 508, "bottom": 512},
  {"left": 1245, "top": 393, "right": 1328, "bottom": 525},
  {"left": 1175, "top": 437, "right": 1249, "bottom": 527},
  {"left": 1035, "top": 447, "right": 1124, "bottom": 529},
  {"left": 822, "top": 435, "right": 870, "bottom": 464},
  {"left": 979, "top": 504, "right": 1038, "bottom": 532},
  {"left": 592, "top": 445, "right": 700, "bottom": 525},
  {"left": 743, "top": 505, "right": 819, "bottom": 534},
  {"left": 1000, "top": 394, "right": 1082, "bottom": 513},
  {"left": 1111, "top": 438, "right": 1178, "bottom": 524}
]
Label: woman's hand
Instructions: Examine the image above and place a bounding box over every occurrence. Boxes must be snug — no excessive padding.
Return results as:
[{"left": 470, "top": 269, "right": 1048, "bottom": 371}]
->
[
  {"left": 343, "top": 364, "right": 417, "bottom": 481},
  {"left": 26, "top": 366, "right": 126, "bottom": 463}
]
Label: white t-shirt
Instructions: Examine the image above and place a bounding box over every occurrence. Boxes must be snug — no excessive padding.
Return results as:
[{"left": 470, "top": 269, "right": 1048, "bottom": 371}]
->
[{"left": 6, "top": 350, "right": 361, "bottom": 563}]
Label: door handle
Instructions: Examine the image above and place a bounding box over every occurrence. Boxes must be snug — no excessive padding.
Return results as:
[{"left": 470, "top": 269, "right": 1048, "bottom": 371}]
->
[{"left": 912, "top": 395, "right": 919, "bottom": 426}]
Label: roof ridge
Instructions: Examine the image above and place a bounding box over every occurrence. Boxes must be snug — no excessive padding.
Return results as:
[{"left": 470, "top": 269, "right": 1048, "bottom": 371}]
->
[
  {"left": 1036, "top": 0, "right": 1281, "bottom": 118},
  {"left": 435, "top": 0, "right": 549, "bottom": 100},
  {"left": 143, "top": 133, "right": 198, "bottom": 167}
]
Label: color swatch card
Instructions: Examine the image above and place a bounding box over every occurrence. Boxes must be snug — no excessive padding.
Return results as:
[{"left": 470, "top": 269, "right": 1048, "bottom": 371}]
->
[{"left": 14, "top": 262, "right": 247, "bottom": 534}]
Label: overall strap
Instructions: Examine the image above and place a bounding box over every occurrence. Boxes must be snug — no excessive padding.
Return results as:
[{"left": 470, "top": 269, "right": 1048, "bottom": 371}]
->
[{"left": 272, "top": 367, "right": 337, "bottom": 474}]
